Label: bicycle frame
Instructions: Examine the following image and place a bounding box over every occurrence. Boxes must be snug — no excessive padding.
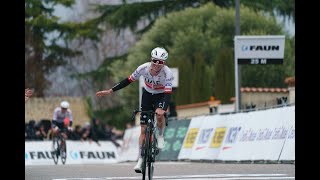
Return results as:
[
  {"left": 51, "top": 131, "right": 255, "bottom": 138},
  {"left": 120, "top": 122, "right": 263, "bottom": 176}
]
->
[
  {"left": 132, "top": 110, "right": 163, "bottom": 180},
  {"left": 52, "top": 129, "right": 67, "bottom": 165}
]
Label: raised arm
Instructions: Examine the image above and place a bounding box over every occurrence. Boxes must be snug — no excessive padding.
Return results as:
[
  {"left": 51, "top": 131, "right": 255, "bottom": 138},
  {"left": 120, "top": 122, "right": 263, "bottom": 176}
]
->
[
  {"left": 95, "top": 64, "right": 145, "bottom": 97},
  {"left": 95, "top": 77, "right": 132, "bottom": 97}
]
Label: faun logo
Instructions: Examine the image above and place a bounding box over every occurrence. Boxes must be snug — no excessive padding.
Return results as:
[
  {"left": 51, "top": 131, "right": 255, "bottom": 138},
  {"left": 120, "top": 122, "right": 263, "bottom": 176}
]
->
[
  {"left": 69, "top": 150, "right": 79, "bottom": 160},
  {"left": 241, "top": 45, "right": 249, "bottom": 51},
  {"left": 78, "top": 151, "right": 116, "bottom": 159},
  {"left": 241, "top": 45, "right": 280, "bottom": 51},
  {"left": 25, "top": 151, "right": 54, "bottom": 159}
]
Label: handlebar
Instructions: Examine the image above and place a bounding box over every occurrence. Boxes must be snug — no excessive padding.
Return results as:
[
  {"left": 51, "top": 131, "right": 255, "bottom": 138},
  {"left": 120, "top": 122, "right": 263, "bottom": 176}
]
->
[{"left": 131, "top": 109, "right": 168, "bottom": 126}]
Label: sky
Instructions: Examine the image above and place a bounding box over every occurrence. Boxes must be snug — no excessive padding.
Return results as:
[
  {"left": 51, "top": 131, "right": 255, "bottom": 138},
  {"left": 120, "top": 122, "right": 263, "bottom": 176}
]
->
[{"left": 275, "top": 14, "right": 295, "bottom": 37}]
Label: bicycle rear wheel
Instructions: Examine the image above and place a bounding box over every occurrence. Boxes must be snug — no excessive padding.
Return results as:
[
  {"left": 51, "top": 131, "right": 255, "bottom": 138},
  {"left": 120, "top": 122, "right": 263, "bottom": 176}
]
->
[
  {"left": 142, "top": 150, "right": 147, "bottom": 180},
  {"left": 148, "top": 161, "right": 154, "bottom": 180},
  {"left": 148, "top": 133, "right": 156, "bottom": 180},
  {"left": 52, "top": 137, "right": 60, "bottom": 165},
  {"left": 142, "top": 129, "right": 150, "bottom": 180},
  {"left": 60, "top": 138, "right": 67, "bottom": 165}
]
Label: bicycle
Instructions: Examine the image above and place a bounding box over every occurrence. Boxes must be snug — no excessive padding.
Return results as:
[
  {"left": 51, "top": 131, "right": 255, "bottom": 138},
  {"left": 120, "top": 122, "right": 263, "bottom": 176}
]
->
[
  {"left": 132, "top": 110, "right": 168, "bottom": 180},
  {"left": 52, "top": 128, "right": 67, "bottom": 165}
]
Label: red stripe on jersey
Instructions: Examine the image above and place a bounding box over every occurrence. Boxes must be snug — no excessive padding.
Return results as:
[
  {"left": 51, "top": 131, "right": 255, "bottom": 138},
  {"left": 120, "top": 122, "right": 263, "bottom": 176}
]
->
[
  {"left": 164, "top": 88, "right": 172, "bottom": 93},
  {"left": 145, "top": 81, "right": 152, "bottom": 88},
  {"left": 128, "top": 75, "right": 135, "bottom": 82},
  {"left": 154, "top": 85, "right": 165, "bottom": 90}
]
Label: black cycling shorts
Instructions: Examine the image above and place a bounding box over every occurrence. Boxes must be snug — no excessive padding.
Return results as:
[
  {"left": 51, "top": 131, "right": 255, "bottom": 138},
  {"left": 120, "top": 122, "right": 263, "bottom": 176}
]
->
[
  {"left": 140, "top": 88, "right": 165, "bottom": 125},
  {"left": 52, "top": 121, "right": 68, "bottom": 132}
]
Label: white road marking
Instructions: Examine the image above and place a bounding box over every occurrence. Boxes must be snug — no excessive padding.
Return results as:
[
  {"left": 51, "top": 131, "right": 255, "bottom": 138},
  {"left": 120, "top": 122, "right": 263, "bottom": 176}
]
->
[
  {"left": 112, "top": 162, "right": 192, "bottom": 166},
  {"left": 53, "top": 173, "right": 294, "bottom": 180}
]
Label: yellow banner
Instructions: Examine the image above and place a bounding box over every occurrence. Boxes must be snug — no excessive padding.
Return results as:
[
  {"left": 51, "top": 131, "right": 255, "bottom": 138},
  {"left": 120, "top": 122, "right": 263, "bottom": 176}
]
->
[
  {"left": 210, "top": 127, "right": 226, "bottom": 148},
  {"left": 183, "top": 128, "right": 199, "bottom": 148}
]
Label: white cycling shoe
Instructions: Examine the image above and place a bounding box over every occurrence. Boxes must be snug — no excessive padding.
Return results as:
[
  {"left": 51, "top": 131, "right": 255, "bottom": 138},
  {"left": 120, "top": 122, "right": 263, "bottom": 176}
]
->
[
  {"left": 134, "top": 157, "right": 143, "bottom": 173},
  {"left": 157, "top": 135, "right": 165, "bottom": 149}
]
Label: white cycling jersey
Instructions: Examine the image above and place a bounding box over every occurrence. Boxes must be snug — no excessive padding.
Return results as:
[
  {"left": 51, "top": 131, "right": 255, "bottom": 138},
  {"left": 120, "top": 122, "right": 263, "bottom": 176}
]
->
[
  {"left": 52, "top": 107, "right": 73, "bottom": 123},
  {"left": 128, "top": 62, "right": 174, "bottom": 94}
]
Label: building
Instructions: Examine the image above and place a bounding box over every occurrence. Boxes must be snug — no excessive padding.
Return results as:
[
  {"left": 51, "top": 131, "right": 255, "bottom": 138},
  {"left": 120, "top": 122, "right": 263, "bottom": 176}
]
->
[{"left": 175, "top": 76, "right": 295, "bottom": 118}]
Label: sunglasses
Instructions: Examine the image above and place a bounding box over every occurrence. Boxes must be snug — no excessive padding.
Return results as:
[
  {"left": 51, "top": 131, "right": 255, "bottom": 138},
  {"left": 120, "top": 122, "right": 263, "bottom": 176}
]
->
[{"left": 151, "top": 59, "right": 165, "bottom": 65}]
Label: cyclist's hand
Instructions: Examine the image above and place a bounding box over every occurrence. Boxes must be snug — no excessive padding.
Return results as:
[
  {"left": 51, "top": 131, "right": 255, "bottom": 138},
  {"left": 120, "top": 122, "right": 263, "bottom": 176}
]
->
[
  {"left": 155, "top": 108, "right": 165, "bottom": 116},
  {"left": 54, "top": 126, "right": 59, "bottom": 132},
  {"left": 68, "top": 126, "right": 73, "bottom": 131},
  {"left": 96, "top": 89, "right": 113, "bottom": 97}
]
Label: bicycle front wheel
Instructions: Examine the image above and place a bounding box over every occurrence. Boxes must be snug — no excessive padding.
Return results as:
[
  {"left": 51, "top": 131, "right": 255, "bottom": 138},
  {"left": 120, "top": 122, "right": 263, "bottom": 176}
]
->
[
  {"left": 52, "top": 137, "right": 60, "bottom": 165},
  {"left": 142, "top": 128, "right": 150, "bottom": 180},
  {"left": 60, "top": 139, "right": 67, "bottom": 165},
  {"left": 148, "top": 161, "right": 154, "bottom": 180},
  {"left": 148, "top": 133, "right": 157, "bottom": 180}
]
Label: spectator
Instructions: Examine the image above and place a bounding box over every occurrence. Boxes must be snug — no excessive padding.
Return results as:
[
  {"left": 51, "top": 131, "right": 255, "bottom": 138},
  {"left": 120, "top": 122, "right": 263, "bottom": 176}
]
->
[
  {"left": 25, "top": 120, "right": 37, "bottom": 140},
  {"left": 46, "top": 127, "right": 53, "bottom": 140},
  {"left": 104, "top": 123, "right": 121, "bottom": 147},
  {"left": 35, "top": 123, "right": 48, "bottom": 140},
  {"left": 91, "top": 118, "right": 106, "bottom": 140},
  {"left": 25, "top": 88, "right": 32, "bottom": 102},
  {"left": 25, "top": 123, "right": 29, "bottom": 140},
  {"left": 81, "top": 122, "right": 91, "bottom": 141},
  {"left": 70, "top": 125, "right": 83, "bottom": 140}
]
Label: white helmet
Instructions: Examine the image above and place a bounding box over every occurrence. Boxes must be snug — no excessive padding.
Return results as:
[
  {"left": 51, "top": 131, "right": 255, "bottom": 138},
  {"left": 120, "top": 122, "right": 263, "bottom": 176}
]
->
[
  {"left": 60, "top": 101, "right": 70, "bottom": 109},
  {"left": 151, "top": 47, "right": 168, "bottom": 61}
]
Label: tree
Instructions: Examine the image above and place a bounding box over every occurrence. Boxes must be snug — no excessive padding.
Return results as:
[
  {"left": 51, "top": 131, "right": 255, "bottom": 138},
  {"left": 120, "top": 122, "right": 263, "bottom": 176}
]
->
[
  {"left": 25, "top": 0, "right": 99, "bottom": 96},
  {"left": 173, "top": 56, "right": 193, "bottom": 105},
  {"left": 191, "top": 53, "right": 212, "bottom": 102},
  {"left": 105, "top": 3, "right": 293, "bottom": 107},
  {"left": 213, "top": 48, "right": 235, "bottom": 104},
  {"left": 91, "top": 0, "right": 294, "bottom": 33}
]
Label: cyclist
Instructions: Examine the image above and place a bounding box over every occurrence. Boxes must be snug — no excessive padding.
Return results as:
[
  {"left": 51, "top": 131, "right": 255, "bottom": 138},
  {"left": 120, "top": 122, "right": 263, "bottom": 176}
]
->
[
  {"left": 96, "top": 47, "right": 173, "bottom": 173},
  {"left": 52, "top": 101, "right": 73, "bottom": 140}
]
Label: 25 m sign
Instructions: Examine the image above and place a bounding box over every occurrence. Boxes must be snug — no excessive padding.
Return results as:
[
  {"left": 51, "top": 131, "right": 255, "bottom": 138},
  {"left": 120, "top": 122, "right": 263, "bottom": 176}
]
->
[
  {"left": 238, "top": 58, "right": 283, "bottom": 65},
  {"left": 235, "top": 35, "right": 285, "bottom": 65}
]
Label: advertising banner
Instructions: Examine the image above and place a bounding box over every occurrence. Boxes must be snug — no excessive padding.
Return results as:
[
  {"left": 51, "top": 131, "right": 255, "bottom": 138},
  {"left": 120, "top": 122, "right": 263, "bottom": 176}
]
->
[
  {"left": 26, "top": 106, "right": 295, "bottom": 165},
  {"left": 156, "top": 119, "right": 191, "bottom": 161},
  {"left": 25, "top": 141, "right": 56, "bottom": 165},
  {"left": 214, "top": 113, "right": 246, "bottom": 161},
  {"left": 235, "top": 35, "right": 285, "bottom": 64},
  {"left": 118, "top": 126, "right": 141, "bottom": 162},
  {"left": 67, "top": 141, "right": 119, "bottom": 164},
  {"left": 217, "top": 106, "right": 294, "bottom": 161},
  {"left": 202, "top": 115, "right": 229, "bottom": 160},
  {"left": 278, "top": 106, "right": 295, "bottom": 161},
  {"left": 178, "top": 116, "right": 205, "bottom": 160},
  {"left": 189, "top": 116, "right": 219, "bottom": 160},
  {"left": 26, "top": 140, "right": 119, "bottom": 165}
]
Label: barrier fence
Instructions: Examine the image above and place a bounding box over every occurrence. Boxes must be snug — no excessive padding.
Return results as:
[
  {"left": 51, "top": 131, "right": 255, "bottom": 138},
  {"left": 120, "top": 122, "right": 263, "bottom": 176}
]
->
[{"left": 25, "top": 105, "right": 294, "bottom": 165}]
